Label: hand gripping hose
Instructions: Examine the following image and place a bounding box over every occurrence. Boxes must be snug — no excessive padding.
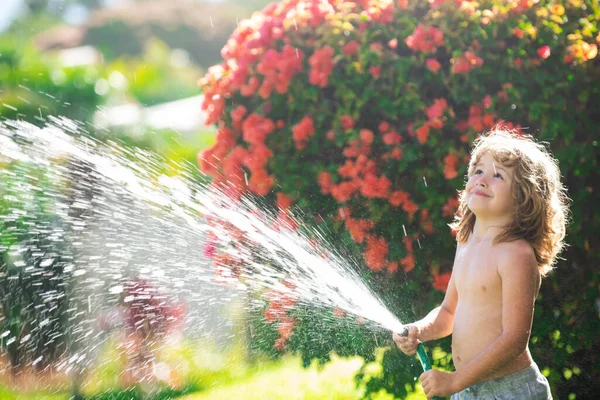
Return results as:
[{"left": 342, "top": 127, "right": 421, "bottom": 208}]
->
[{"left": 399, "top": 326, "right": 440, "bottom": 400}]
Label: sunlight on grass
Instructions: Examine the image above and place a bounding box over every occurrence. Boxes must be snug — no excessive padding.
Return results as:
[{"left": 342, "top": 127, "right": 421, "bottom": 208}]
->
[
  {"left": 0, "top": 387, "right": 67, "bottom": 400},
  {"left": 180, "top": 354, "right": 426, "bottom": 400}
]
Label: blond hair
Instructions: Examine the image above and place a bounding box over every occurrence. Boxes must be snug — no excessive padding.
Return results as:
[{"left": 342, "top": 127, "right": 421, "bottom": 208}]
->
[{"left": 450, "top": 128, "right": 570, "bottom": 276}]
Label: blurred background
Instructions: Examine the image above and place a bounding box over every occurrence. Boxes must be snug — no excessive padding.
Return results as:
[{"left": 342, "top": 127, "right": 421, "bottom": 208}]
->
[
  {"left": 1, "top": 1, "right": 359, "bottom": 400},
  {"left": 1, "top": 1, "right": 598, "bottom": 399}
]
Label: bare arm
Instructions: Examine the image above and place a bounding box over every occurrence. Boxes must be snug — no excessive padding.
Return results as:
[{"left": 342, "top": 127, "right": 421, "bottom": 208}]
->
[
  {"left": 452, "top": 243, "right": 539, "bottom": 392},
  {"left": 414, "top": 278, "right": 457, "bottom": 342}
]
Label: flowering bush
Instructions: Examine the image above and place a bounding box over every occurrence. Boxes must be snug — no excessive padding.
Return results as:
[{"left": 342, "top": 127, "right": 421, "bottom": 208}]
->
[{"left": 199, "top": 0, "right": 599, "bottom": 397}]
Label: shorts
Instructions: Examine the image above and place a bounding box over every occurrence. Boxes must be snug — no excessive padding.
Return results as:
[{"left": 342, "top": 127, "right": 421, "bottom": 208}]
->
[{"left": 450, "top": 363, "right": 552, "bottom": 399}]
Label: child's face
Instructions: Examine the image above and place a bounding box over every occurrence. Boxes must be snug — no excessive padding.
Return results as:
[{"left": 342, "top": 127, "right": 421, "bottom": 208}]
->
[{"left": 465, "top": 152, "right": 515, "bottom": 219}]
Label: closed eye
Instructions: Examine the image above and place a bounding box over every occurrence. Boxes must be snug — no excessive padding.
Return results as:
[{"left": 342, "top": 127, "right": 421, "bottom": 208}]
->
[{"left": 493, "top": 173, "right": 504, "bottom": 179}]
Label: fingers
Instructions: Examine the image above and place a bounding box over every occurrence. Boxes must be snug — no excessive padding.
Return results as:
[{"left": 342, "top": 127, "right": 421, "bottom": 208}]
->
[
  {"left": 421, "top": 381, "right": 431, "bottom": 399},
  {"left": 408, "top": 324, "right": 419, "bottom": 341},
  {"left": 392, "top": 332, "right": 409, "bottom": 347},
  {"left": 420, "top": 373, "right": 431, "bottom": 399},
  {"left": 393, "top": 328, "right": 419, "bottom": 356},
  {"left": 396, "top": 338, "right": 417, "bottom": 356}
]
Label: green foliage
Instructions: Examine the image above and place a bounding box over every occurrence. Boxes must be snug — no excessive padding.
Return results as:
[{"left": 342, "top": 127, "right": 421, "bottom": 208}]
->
[
  {"left": 199, "top": 0, "right": 600, "bottom": 398},
  {"left": 80, "top": 1, "right": 244, "bottom": 68},
  {"left": 106, "top": 39, "right": 202, "bottom": 106},
  {"left": 0, "top": 157, "right": 70, "bottom": 371},
  {"left": 0, "top": 35, "right": 101, "bottom": 125},
  {"left": 0, "top": 33, "right": 202, "bottom": 125}
]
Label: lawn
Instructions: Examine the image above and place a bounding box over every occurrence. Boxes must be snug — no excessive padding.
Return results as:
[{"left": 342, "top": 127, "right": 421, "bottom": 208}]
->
[
  {"left": 180, "top": 354, "right": 425, "bottom": 400},
  {"left": 0, "top": 337, "right": 426, "bottom": 400}
]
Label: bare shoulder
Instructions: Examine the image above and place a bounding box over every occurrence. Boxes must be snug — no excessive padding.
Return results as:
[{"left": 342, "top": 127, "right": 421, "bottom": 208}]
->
[
  {"left": 496, "top": 240, "right": 540, "bottom": 280},
  {"left": 497, "top": 240, "right": 536, "bottom": 263}
]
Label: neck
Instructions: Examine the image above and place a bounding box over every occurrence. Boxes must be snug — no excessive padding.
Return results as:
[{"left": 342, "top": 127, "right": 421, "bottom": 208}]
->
[{"left": 471, "top": 214, "right": 512, "bottom": 242}]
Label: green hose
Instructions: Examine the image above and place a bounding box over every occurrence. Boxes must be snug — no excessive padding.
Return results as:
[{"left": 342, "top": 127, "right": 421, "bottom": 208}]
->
[{"left": 400, "top": 327, "right": 440, "bottom": 400}]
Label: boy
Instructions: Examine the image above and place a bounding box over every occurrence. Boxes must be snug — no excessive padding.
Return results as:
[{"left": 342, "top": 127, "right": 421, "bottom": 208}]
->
[{"left": 393, "top": 129, "right": 569, "bottom": 399}]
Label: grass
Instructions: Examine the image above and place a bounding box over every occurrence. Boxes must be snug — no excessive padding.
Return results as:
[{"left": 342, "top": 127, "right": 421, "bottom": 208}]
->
[
  {"left": 0, "top": 386, "right": 68, "bottom": 400},
  {"left": 180, "top": 354, "right": 426, "bottom": 400},
  {"left": 0, "top": 337, "right": 427, "bottom": 400}
]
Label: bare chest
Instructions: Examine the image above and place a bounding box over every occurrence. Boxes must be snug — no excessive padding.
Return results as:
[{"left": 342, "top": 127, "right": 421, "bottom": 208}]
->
[{"left": 454, "top": 242, "right": 503, "bottom": 300}]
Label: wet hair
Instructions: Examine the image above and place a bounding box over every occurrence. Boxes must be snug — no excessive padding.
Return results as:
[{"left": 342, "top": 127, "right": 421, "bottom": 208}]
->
[{"left": 450, "top": 128, "right": 570, "bottom": 276}]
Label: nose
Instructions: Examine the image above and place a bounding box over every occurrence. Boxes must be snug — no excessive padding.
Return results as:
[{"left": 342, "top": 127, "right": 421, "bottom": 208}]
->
[{"left": 476, "top": 175, "right": 488, "bottom": 188}]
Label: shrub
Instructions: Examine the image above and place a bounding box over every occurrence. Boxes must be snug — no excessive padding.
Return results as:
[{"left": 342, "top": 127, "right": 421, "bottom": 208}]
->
[
  {"left": 0, "top": 35, "right": 101, "bottom": 125},
  {"left": 0, "top": 157, "right": 70, "bottom": 373},
  {"left": 198, "top": 0, "right": 600, "bottom": 398}
]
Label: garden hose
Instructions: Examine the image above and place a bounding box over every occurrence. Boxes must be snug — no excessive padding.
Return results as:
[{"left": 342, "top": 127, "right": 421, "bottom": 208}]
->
[{"left": 399, "top": 326, "right": 440, "bottom": 400}]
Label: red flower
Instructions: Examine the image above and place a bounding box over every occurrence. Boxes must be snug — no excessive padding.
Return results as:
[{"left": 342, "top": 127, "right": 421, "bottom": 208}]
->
[
  {"left": 241, "top": 76, "right": 260, "bottom": 97},
  {"left": 444, "top": 153, "right": 459, "bottom": 180},
  {"left": 364, "top": 236, "right": 389, "bottom": 272},
  {"left": 330, "top": 181, "right": 359, "bottom": 203},
  {"left": 383, "top": 131, "right": 402, "bottom": 145},
  {"left": 429, "top": 118, "right": 444, "bottom": 129},
  {"left": 274, "top": 337, "right": 286, "bottom": 350},
  {"left": 278, "top": 318, "right": 296, "bottom": 340},
  {"left": 242, "top": 113, "right": 275, "bottom": 145},
  {"left": 416, "top": 124, "right": 430, "bottom": 144},
  {"left": 400, "top": 255, "right": 415, "bottom": 273},
  {"left": 483, "top": 95, "right": 492, "bottom": 109},
  {"left": 248, "top": 169, "right": 274, "bottom": 196},
  {"left": 318, "top": 171, "right": 333, "bottom": 194},
  {"left": 389, "top": 190, "right": 409, "bottom": 207},
  {"left": 428, "top": 0, "right": 448, "bottom": 8},
  {"left": 359, "top": 129, "right": 374, "bottom": 145},
  {"left": 426, "top": 98, "right": 448, "bottom": 120},
  {"left": 338, "top": 207, "right": 351, "bottom": 220},
  {"left": 343, "top": 40, "right": 361, "bottom": 56},
  {"left": 203, "top": 236, "right": 217, "bottom": 258},
  {"left": 346, "top": 217, "right": 374, "bottom": 244},
  {"left": 276, "top": 192, "right": 293, "bottom": 210},
  {"left": 378, "top": 121, "right": 390, "bottom": 133},
  {"left": 442, "top": 197, "right": 460, "bottom": 217},
  {"left": 334, "top": 308, "right": 347, "bottom": 318},
  {"left": 387, "top": 261, "right": 399, "bottom": 274},
  {"left": 402, "top": 199, "right": 419, "bottom": 219},
  {"left": 361, "top": 173, "right": 391, "bottom": 198},
  {"left": 433, "top": 272, "right": 452, "bottom": 293},
  {"left": 405, "top": 25, "right": 444, "bottom": 54},
  {"left": 231, "top": 105, "right": 247, "bottom": 122},
  {"left": 537, "top": 45, "right": 551, "bottom": 60},
  {"left": 369, "top": 65, "right": 382, "bottom": 79},
  {"left": 369, "top": 43, "right": 383, "bottom": 54},
  {"left": 309, "top": 45, "right": 336, "bottom": 87},
  {"left": 340, "top": 115, "right": 355, "bottom": 131},
  {"left": 292, "top": 115, "right": 316, "bottom": 150},
  {"left": 245, "top": 143, "right": 273, "bottom": 172},
  {"left": 426, "top": 58, "right": 441, "bottom": 73},
  {"left": 388, "top": 38, "right": 398, "bottom": 49},
  {"left": 390, "top": 147, "right": 403, "bottom": 160},
  {"left": 339, "top": 160, "right": 358, "bottom": 178},
  {"left": 513, "top": 27, "right": 524, "bottom": 39},
  {"left": 452, "top": 51, "right": 484, "bottom": 74}
]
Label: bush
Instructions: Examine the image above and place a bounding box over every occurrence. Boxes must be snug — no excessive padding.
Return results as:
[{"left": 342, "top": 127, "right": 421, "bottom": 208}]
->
[
  {"left": 0, "top": 35, "right": 101, "bottom": 125},
  {"left": 0, "top": 157, "right": 70, "bottom": 372},
  {"left": 82, "top": 0, "right": 244, "bottom": 68},
  {"left": 198, "top": 0, "right": 599, "bottom": 398}
]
